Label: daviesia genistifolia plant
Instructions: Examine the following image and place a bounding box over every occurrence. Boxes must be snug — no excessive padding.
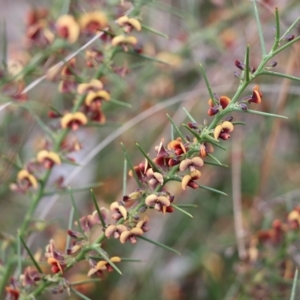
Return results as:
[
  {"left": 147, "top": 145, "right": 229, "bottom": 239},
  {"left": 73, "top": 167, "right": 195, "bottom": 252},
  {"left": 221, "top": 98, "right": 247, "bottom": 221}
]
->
[{"left": 1, "top": 1, "right": 300, "bottom": 299}]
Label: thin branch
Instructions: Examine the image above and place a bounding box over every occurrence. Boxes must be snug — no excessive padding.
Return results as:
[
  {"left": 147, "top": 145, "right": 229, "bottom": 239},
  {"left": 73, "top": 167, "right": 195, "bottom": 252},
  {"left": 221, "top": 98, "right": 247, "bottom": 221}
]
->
[{"left": 232, "top": 130, "right": 247, "bottom": 260}]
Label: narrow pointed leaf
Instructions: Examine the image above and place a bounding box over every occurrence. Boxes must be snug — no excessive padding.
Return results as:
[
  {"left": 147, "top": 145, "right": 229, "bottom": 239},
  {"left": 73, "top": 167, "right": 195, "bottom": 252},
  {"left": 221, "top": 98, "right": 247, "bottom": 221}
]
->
[
  {"left": 121, "top": 142, "right": 142, "bottom": 188},
  {"left": 199, "top": 184, "right": 228, "bottom": 196},
  {"left": 19, "top": 235, "right": 43, "bottom": 273},
  {"left": 207, "top": 153, "right": 222, "bottom": 165},
  {"left": 204, "top": 136, "right": 227, "bottom": 151},
  {"left": 94, "top": 247, "right": 122, "bottom": 275},
  {"left": 70, "top": 278, "right": 101, "bottom": 286},
  {"left": 138, "top": 235, "right": 181, "bottom": 255},
  {"left": 166, "top": 114, "right": 186, "bottom": 141},
  {"left": 232, "top": 121, "right": 246, "bottom": 126},
  {"left": 69, "top": 187, "right": 86, "bottom": 238},
  {"left": 141, "top": 24, "right": 169, "bottom": 38},
  {"left": 171, "top": 204, "right": 193, "bottom": 218},
  {"left": 271, "top": 8, "right": 280, "bottom": 51},
  {"left": 260, "top": 70, "right": 300, "bottom": 82},
  {"left": 119, "top": 258, "right": 142, "bottom": 262},
  {"left": 70, "top": 288, "right": 92, "bottom": 300},
  {"left": 290, "top": 269, "right": 298, "bottom": 300},
  {"left": 71, "top": 279, "right": 101, "bottom": 286},
  {"left": 182, "top": 124, "right": 201, "bottom": 140},
  {"left": 171, "top": 123, "right": 175, "bottom": 141},
  {"left": 135, "top": 143, "right": 160, "bottom": 173},
  {"left": 90, "top": 189, "right": 106, "bottom": 228},
  {"left": 252, "top": 0, "right": 266, "bottom": 57},
  {"left": 243, "top": 108, "right": 287, "bottom": 119},
  {"left": 110, "top": 98, "right": 132, "bottom": 108},
  {"left": 66, "top": 207, "right": 74, "bottom": 252},
  {"left": 43, "top": 182, "right": 103, "bottom": 196},
  {"left": 209, "top": 141, "right": 227, "bottom": 151},
  {"left": 176, "top": 204, "right": 198, "bottom": 208},
  {"left": 203, "top": 134, "right": 219, "bottom": 143},
  {"left": 182, "top": 107, "right": 196, "bottom": 123},
  {"left": 280, "top": 15, "right": 300, "bottom": 42},
  {"left": 244, "top": 45, "right": 250, "bottom": 82},
  {"left": 199, "top": 64, "right": 216, "bottom": 105},
  {"left": 273, "top": 36, "right": 300, "bottom": 56},
  {"left": 49, "top": 105, "right": 63, "bottom": 116},
  {"left": 204, "top": 160, "right": 228, "bottom": 167},
  {"left": 17, "top": 235, "right": 21, "bottom": 275},
  {"left": 123, "top": 159, "right": 127, "bottom": 196}
]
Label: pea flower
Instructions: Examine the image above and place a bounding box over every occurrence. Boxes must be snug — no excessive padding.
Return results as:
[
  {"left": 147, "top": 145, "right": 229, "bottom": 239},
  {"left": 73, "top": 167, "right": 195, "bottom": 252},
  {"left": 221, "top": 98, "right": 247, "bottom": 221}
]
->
[
  {"left": 60, "top": 112, "right": 88, "bottom": 131},
  {"left": 214, "top": 121, "right": 234, "bottom": 140}
]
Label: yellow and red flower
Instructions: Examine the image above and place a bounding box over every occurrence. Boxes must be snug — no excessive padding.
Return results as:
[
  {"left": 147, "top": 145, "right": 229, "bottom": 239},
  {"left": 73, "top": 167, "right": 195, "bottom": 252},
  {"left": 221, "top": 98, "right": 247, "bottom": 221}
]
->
[
  {"left": 145, "top": 194, "right": 171, "bottom": 213},
  {"left": 182, "top": 170, "right": 201, "bottom": 190},
  {"left": 37, "top": 150, "right": 61, "bottom": 169},
  {"left": 56, "top": 15, "right": 80, "bottom": 43},
  {"left": 111, "top": 35, "right": 138, "bottom": 51},
  {"left": 79, "top": 11, "right": 108, "bottom": 33},
  {"left": 117, "top": 16, "right": 141, "bottom": 33},
  {"left": 120, "top": 227, "right": 144, "bottom": 244},
  {"left": 61, "top": 112, "right": 88, "bottom": 131},
  {"left": 214, "top": 121, "right": 234, "bottom": 140},
  {"left": 208, "top": 96, "right": 231, "bottom": 116},
  {"left": 110, "top": 202, "right": 127, "bottom": 220},
  {"left": 88, "top": 256, "right": 121, "bottom": 277},
  {"left": 17, "top": 169, "right": 38, "bottom": 190}
]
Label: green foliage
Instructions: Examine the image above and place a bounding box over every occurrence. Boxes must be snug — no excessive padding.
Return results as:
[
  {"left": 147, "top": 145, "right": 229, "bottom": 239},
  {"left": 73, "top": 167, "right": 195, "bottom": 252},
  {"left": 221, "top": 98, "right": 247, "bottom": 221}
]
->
[{"left": 0, "top": 1, "right": 300, "bottom": 299}]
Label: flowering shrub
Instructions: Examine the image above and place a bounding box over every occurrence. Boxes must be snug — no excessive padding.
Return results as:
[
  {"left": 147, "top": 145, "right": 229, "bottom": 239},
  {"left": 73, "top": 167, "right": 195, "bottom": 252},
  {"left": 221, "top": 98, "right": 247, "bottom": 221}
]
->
[{"left": 1, "top": 1, "right": 300, "bottom": 299}]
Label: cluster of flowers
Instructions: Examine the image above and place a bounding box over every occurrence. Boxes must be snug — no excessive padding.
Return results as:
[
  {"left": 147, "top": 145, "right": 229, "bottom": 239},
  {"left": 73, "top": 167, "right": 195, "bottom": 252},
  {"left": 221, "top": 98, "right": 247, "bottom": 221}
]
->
[
  {"left": 2, "top": 0, "right": 300, "bottom": 297},
  {"left": 7, "top": 2, "right": 292, "bottom": 298},
  {"left": 5, "top": 75, "right": 263, "bottom": 297},
  {"left": 247, "top": 206, "right": 300, "bottom": 263},
  {"left": 8, "top": 6, "right": 143, "bottom": 194},
  {"left": 4, "top": 4, "right": 146, "bottom": 299},
  {"left": 232, "top": 206, "right": 300, "bottom": 298}
]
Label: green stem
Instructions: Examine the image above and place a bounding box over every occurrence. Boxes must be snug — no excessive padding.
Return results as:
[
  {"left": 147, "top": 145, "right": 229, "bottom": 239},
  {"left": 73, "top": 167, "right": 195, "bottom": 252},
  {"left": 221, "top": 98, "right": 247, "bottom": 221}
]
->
[
  {"left": 272, "top": 36, "right": 300, "bottom": 56},
  {"left": 207, "top": 79, "right": 249, "bottom": 131},
  {"left": 199, "top": 64, "right": 216, "bottom": 105},
  {"left": 280, "top": 15, "right": 300, "bottom": 42},
  {"left": 7, "top": 80, "right": 88, "bottom": 300},
  {"left": 0, "top": 260, "right": 13, "bottom": 296},
  {"left": 271, "top": 8, "right": 280, "bottom": 52},
  {"left": 245, "top": 45, "right": 250, "bottom": 83},
  {"left": 18, "top": 128, "right": 69, "bottom": 237},
  {"left": 252, "top": 0, "right": 266, "bottom": 57},
  {"left": 259, "top": 70, "right": 300, "bottom": 82},
  {"left": 206, "top": 33, "right": 300, "bottom": 133},
  {"left": 30, "top": 280, "right": 53, "bottom": 297},
  {"left": 18, "top": 171, "right": 52, "bottom": 237},
  {"left": 29, "top": 247, "right": 92, "bottom": 298}
]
